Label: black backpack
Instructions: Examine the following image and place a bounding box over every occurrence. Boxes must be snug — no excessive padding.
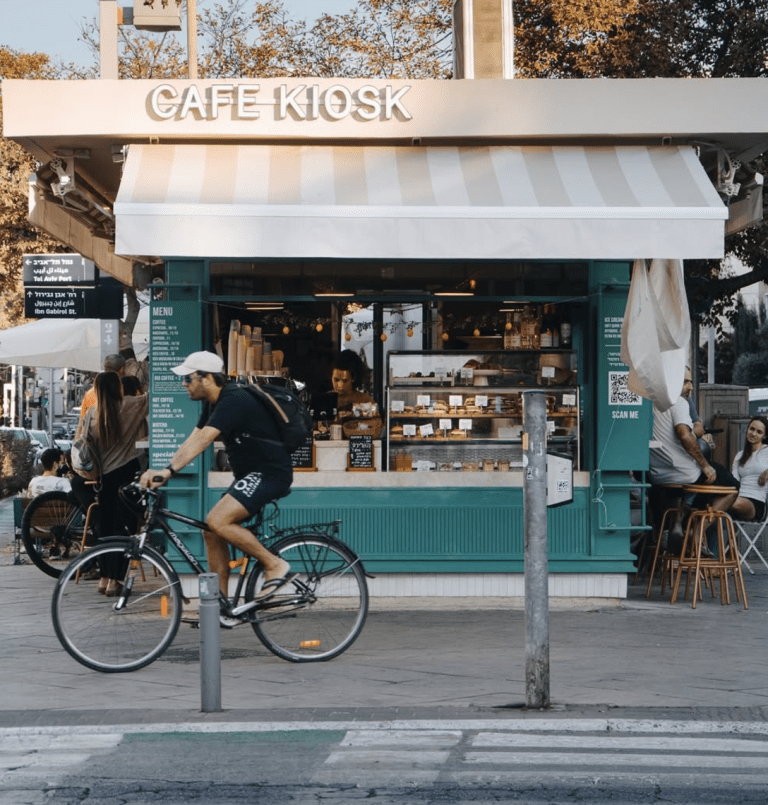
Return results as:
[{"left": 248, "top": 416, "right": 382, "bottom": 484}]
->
[{"left": 242, "top": 383, "right": 313, "bottom": 455}]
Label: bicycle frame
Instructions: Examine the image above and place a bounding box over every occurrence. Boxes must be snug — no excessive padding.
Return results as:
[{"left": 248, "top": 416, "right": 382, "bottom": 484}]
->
[{"left": 122, "top": 487, "right": 351, "bottom": 619}]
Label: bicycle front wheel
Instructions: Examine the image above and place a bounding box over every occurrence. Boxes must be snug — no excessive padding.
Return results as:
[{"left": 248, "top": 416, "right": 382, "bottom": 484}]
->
[
  {"left": 52, "top": 542, "right": 182, "bottom": 673},
  {"left": 245, "top": 533, "right": 368, "bottom": 662},
  {"left": 21, "top": 491, "right": 89, "bottom": 578}
]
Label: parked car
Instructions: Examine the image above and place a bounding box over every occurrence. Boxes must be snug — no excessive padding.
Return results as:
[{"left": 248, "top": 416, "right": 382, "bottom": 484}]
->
[
  {"left": 0, "top": 426, "right": 42, "bottom": 468},
  {"left": 28, "top": 430, "right": 51, "bottom": 474}
]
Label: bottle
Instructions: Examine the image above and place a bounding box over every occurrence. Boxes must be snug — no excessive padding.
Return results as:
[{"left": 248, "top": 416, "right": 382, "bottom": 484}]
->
[
  {"left": 521, "top": 305, "right": 536, "bottom": 349},
  {"left": 561, "top": 321, "right": 572, "bottom": 347}
]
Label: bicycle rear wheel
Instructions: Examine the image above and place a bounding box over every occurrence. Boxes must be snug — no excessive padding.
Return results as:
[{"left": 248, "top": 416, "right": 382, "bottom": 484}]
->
[
  {"left": 51, "top": 541, "right": 182, "bottom": 673},
  {"left": 245, "top": 533, "right": 368, "bottom": 662},
  {"left": 21, "top": 491, "right": 89, "bottom": 578}
]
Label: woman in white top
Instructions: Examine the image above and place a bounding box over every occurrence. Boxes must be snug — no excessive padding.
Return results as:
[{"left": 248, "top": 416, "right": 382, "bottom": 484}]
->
[{"left": 730, "top": 416, "right": 768, "bottom": 522}]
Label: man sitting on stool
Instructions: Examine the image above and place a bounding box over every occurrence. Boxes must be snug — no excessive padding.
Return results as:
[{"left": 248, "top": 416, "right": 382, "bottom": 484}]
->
[{"left": 649, "top": 369, "right": 738, "bottom": 553}]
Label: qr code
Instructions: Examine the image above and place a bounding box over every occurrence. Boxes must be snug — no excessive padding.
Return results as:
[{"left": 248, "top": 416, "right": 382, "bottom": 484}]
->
[{"left": 608, "top": 371, "right": 642, "bottom": 406}]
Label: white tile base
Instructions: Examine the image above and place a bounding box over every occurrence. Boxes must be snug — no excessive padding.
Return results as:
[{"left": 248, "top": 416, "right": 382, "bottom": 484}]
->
[
  {"left": 179, "top": 572, "right": 628, "bottom": 601},
  {"left": 367, "top": 573, "right": 628, "bottom": 599}
]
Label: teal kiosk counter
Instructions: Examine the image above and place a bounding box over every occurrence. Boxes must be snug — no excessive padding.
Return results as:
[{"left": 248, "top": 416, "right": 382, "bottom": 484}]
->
[{"left": 150, "top": 261, "right": 651, "bottom": 601}]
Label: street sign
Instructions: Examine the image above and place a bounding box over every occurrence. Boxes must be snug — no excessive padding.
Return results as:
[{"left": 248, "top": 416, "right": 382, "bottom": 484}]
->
[
  {"left": 24, "top": 285, "right": 122, "bottom": 319},
  {"left": 23, "top": 254, "right": 96, "bottom": 286}
]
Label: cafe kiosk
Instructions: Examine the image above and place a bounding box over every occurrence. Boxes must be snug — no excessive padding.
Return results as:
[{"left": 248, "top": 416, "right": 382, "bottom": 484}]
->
[{"left": 5, "top": 1, "right": 768, "bottom": 600}]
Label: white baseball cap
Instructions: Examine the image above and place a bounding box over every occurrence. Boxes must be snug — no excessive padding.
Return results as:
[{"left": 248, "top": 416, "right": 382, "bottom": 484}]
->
[{"left": 171, "top": 351, "right": 225, "bottom": 376}]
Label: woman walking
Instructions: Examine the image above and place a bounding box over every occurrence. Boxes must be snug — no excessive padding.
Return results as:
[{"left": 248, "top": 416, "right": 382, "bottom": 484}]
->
[{"left": 71, "top": 371, "right": 148, "bottom": 595}]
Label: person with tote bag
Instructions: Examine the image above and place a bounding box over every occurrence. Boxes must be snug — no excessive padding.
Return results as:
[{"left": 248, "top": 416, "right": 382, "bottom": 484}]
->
[{"left": 71, "top": 371, "right": 148, "bottom": 595}]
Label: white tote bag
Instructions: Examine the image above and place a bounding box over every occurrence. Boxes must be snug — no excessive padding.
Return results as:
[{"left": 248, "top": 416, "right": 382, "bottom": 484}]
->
[{"left": 620, "top": 258, "right": 690, "bottom": 412}]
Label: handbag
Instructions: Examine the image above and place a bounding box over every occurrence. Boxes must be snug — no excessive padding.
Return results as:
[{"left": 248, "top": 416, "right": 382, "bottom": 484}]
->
[{"left": 71, "top": 408, "right": 100, "bottom": 481}]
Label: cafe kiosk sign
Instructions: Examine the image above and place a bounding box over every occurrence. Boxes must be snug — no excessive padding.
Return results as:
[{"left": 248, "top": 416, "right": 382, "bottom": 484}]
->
[{"left": 148, "top": 83, "right": 413, "bottom": 122}]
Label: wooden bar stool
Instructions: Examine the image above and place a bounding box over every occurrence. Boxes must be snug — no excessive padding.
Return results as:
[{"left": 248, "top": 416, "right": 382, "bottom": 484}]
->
[
  {"left": 669, "top": 485, "right": 748, "bottom": 610},
  {"left": 644, "top": 484, "right": 684, "bottom": 598}
]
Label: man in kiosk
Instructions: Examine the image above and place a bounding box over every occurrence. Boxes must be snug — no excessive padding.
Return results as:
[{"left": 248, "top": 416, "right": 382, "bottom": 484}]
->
[{"left": 140, "top": 351, "right": 294, "bottom": 625}]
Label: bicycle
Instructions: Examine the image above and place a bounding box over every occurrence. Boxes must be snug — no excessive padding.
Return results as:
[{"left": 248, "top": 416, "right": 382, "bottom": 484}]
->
[
  {"left": 51, "top": 482, "right": 370, "bottom": 673},
  {"left": 20, "top": 490, "right": 96, "bottom": 578}
]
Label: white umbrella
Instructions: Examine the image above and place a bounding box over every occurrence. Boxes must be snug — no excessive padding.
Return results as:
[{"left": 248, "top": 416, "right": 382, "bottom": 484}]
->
[{"left": 0, "top": 308, "right": 148, "bottom": 372}]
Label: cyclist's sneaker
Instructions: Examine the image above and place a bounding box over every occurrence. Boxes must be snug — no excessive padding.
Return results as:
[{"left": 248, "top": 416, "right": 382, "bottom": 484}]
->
[{"left": 219, "top": 614, "right": 241, "bottom": 629}]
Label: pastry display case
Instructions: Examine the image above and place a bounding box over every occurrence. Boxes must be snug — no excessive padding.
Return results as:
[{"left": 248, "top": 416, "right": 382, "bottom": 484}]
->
[{"left": 386, "top": 351, "right": 579, "bottom": 472}]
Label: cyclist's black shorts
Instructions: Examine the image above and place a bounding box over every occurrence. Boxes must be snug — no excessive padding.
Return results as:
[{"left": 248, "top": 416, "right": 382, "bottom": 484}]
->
[{"left": 224, "top": 472, "right": 291, "bottom": 516}]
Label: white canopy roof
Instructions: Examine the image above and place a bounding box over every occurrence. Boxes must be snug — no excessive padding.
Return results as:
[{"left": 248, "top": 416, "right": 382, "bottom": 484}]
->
[
  {"left": 114, "top": 143, "right": 728, "bottom": 260},
  {"left": 0, "top": 309, "right": 148, "bottom": 373}
]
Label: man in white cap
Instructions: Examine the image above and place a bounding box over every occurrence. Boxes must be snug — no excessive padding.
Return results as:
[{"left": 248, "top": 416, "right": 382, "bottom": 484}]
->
[{"left": 140, "top": 351, "right": 293, "bottom": 625}]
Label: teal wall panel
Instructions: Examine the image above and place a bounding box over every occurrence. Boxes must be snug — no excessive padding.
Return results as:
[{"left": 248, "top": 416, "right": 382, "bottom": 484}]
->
[{"left": 170, "top": 484, "right": 635, "bottom": 575}]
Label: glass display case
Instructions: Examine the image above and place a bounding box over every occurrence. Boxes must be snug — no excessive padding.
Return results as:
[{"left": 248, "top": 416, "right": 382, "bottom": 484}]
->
[{"left": 386, "top": 351, "right": 579, "bottom": 472}]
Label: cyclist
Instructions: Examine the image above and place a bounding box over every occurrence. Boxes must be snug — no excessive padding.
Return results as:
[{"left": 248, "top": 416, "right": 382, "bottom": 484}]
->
[{"left": 140, "top": 351, "right": 294, "bottom": 621}]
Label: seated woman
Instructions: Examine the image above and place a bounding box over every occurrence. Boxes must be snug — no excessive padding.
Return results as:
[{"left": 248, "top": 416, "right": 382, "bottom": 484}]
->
[{"left": 730, "top": 416, "right": 768, "bottom": 522}]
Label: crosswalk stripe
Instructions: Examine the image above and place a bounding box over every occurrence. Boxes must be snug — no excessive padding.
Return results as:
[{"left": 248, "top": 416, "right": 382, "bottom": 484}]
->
[
  {"left": 470, "top": 733, "right": 768, "bottom": 752},
  {"left": 464, "top": 751, "right": 768, "bottom": 769},
  {"left": 340, "top": 730, "right": 462, "bottom": 747}
]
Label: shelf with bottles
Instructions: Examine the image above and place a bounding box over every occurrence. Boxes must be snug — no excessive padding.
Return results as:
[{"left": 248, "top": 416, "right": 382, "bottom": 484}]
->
[{"left": 502, "top": 303, "right": 573, "bottom": 351}]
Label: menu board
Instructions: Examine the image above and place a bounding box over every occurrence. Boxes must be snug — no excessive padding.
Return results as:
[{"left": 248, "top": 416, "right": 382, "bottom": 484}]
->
[
  {"left": 348, "top": 435, "right": 374, "bottom": 470},
  {"left": 149, "top": 301, "right": 202, "bottom": 471},
  {"left": 291, "top": 433, "right": 316, "bottom": 471}
]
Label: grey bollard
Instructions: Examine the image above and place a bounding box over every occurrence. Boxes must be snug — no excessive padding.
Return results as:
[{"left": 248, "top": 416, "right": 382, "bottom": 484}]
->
[{"left": 199, "top": 572, "right": 222, "bottom": 713}]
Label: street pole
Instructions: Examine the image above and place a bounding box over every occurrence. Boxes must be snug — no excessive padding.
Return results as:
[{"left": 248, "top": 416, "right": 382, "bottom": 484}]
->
[
  {"left": 187, "top": 0, "right": 198, "bottom": 80},
  {"left": 522, "top": 390, "right": 550, "bottom": 709},
  {"left": 199, "top": 573, "right": 222, "bottom": 712}
]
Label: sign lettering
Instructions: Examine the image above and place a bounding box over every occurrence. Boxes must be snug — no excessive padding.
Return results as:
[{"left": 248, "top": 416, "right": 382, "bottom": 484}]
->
[{"left": 148, "top": 83, "right": 412, "bottom": 122}]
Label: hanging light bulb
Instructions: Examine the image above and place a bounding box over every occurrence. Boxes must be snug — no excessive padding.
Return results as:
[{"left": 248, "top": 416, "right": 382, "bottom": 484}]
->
[
  {"left": 473, "top": 328, "right": 480, "bottom": 337},
  {"left": 380, "top": 332, "right": 388, "bottom": 342},
  {"left": 406, "top": 328, "right": 414, "bottom": 337},
  {"left": 469, "top": 279, "right": 477, "bottom": 290},
  {"left": 316, "top": 323, "right": 324, "bottom": 333},
  {"left": 282, "top": 326, "right": 290, "bottom": 335},
  {"left": 344, "top": 331, "right": 352, "bottom": 342},
  {"left": 441, "top": 332, "right": 449, "bottom": 342}
]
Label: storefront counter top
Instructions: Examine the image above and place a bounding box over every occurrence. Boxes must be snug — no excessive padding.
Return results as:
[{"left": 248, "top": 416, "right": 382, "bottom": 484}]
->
[{"left": 208, "top": 470, "right": 591, "bottom": 489}]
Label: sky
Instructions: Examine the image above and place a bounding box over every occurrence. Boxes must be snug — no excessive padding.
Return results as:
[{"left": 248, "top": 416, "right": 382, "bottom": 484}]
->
[{"left": 0, "top": 0, "right": 358, "bottom": 67}]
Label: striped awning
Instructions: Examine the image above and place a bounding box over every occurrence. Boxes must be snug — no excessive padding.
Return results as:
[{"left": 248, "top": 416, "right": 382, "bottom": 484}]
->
[{"left": 114, "top": 144, "right": 727, "bottom": 260}]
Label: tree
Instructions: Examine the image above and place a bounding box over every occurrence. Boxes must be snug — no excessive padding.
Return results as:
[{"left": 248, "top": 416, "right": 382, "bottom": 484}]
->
[
  {"left": 78, "top": 0, "right": 454, "bottom": 80},
  {"left": 0, "top": 48, "right": 69, "bottom": 330}
]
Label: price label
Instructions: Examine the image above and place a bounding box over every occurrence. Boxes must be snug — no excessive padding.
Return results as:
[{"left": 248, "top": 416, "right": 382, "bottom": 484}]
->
[
  {"left": 439, "top": 418, "right": 452, "bottom": 430},
  {"left": 547, "top": 420, "right": 556, "bottom": 433},
  {"left": 458, "top": 418, "right": 473, "bottom": 431},
  {"left": 460, "top": 368, "right": 474, "bottom": 382},
  {"left": 403, "top": 424, "right": 417, "bottom": 437},
  {"left": 416, "top": 394, "right": 431, "bottom": 407},
  {"left": 415, "top": 460, "right": 433, "bottom": 472},
  {"left": 475, "top": 395, "right": 488, "bottom": 408},
  {"left": 419, "top": 423, "right": 434, "bottom": 437},
  {"left": 449, "top": 395, "right": 463, "bottom": 408},
  {"left": 541, "top": 365, "right": 556, "bottom": 378},
  {"left": 562, "top": 393, "right": 577, "bottom": 406},
  {"left": 391, "top": 399, "right": 405, "bottom": 412}
]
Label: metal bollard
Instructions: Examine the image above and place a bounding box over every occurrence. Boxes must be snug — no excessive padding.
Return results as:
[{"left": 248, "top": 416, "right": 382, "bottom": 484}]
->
[{"left": 198, "top": 572, "right": 222, "bottom": 713}]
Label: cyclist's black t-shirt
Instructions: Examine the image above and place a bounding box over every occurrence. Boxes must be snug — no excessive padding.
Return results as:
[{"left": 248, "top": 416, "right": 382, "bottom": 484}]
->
[{"left": 197, "top": 383, "right": 292, "bottom": 484}]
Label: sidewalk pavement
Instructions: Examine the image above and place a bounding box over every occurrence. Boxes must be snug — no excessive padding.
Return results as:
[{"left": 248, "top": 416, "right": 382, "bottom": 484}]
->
[{"left": 1, "top": 496, "right": 766, "bottom": 731}]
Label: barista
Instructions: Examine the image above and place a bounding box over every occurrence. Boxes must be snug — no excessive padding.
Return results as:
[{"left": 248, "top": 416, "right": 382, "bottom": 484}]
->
[{"left": 330, "top": 350, "right": 382, "bottom": 436}]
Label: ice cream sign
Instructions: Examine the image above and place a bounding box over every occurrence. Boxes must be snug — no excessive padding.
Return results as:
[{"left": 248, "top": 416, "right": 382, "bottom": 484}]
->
[{"left": 148, "top": 83, "right": 412, "bottom": 122}]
